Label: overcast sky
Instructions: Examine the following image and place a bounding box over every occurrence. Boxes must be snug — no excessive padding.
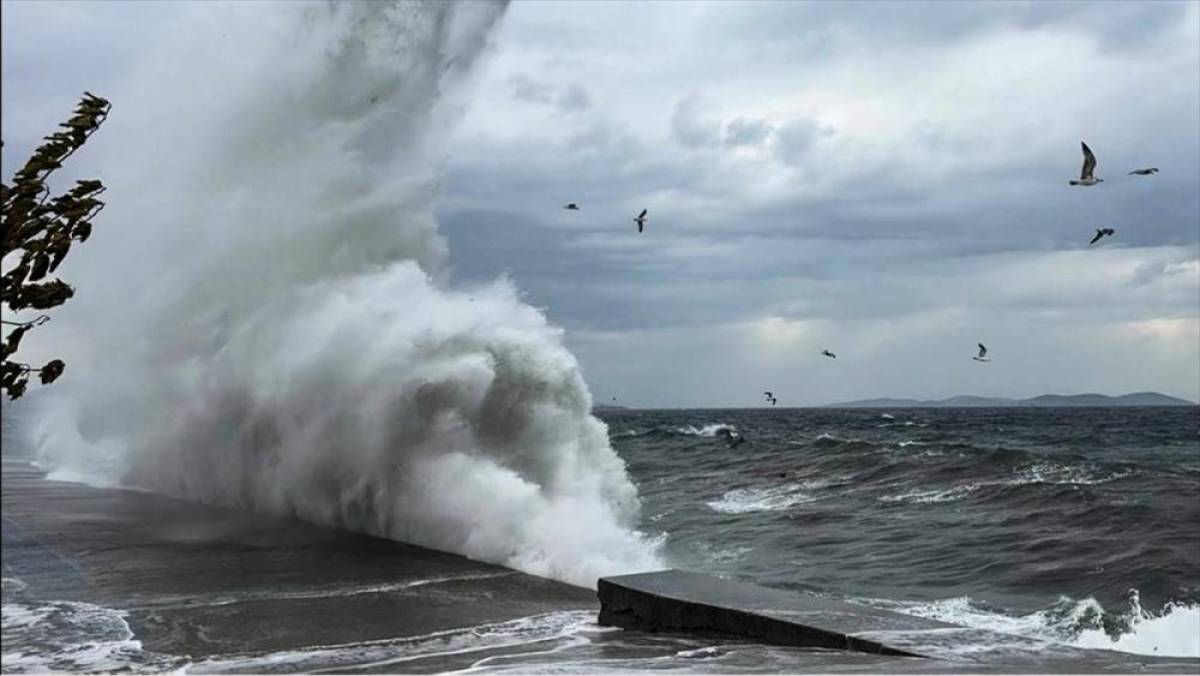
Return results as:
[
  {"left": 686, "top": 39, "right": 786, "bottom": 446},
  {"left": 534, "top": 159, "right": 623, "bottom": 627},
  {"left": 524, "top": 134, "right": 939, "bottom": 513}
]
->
[{"left": 3, "top": 1, "right": 1199, "bottom": 407}]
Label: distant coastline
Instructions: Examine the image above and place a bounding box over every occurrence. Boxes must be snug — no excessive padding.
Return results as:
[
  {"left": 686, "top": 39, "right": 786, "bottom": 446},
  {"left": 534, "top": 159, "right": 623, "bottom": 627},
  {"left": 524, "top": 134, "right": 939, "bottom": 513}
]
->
[{"left": 825, "top": 391, "right": 1196, "bottom": 408}]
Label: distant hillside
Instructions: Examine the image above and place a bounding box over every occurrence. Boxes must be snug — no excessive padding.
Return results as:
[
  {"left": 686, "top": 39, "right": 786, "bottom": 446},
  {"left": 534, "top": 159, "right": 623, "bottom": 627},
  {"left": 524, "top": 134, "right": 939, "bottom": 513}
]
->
[{"left": 827, "top": 391, "right": 1195, "bottom": 408}]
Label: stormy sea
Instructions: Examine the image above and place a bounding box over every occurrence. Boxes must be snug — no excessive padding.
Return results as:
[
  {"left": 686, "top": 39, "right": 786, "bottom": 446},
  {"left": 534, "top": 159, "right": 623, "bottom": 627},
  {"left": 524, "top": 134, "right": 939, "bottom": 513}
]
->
[
  {"left": 2, "top": 1, "right": 1198, "bottom": 673},
  {"left": 601, "top": 405, "right": 1200, "bottom": 661},
  {"left": 5, "top": 404, "right": 1198, "bottom": 672}
]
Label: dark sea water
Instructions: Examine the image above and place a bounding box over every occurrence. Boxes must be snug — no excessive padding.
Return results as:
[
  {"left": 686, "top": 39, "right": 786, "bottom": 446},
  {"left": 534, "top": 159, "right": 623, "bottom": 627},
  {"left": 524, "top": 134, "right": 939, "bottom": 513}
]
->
[
  {"left": 598, "top": 406, "right": 1200, "bottom": 658},
  {"left": 4, "top": 405, "right": 1198, "bottom": 672}
]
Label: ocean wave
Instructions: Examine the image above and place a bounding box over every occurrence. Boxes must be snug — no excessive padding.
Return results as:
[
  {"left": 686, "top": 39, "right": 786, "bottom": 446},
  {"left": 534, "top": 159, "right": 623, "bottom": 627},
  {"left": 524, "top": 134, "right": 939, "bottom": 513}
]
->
[
  {"left": 693, "top": 542, "right": 754, "bottom": 564},
  {"left": 1009, "top": 462, "right": 1135, "bottom": 487},
  {"left": 619, "top": 423, "right": 737, "bottom": 440},
  {"left": 707, "top": 484, "right": 817, "bottom": 514},
  {"left": 675, "top": 646, "right": 727, "bottom": 659},
  {"left": 878, "top": 484, "right": 982, "bottom": 505},
  {"left": 879, "top": 460, "right": 1135, "bottom": 505},
  {"left": 858, "top": 590, "right": 1199, "bottom": 658},
  {"left": 1073, "top": 598, "right": 1199, "bottom": 658},
  {"left": 1, "top": 585, "right": 184, "bottom": 673},
  {"left": 195, "top": 610, "right": 599, "bottom": 673},
  {"left": 26, "top": 1, "right": 662, "bottom": 588},
  {"left": 811, "top": 433, "right": 878, "bottom": 451},
  {"left": 674, "top": 424, "right": 738, "bottom": 438}
]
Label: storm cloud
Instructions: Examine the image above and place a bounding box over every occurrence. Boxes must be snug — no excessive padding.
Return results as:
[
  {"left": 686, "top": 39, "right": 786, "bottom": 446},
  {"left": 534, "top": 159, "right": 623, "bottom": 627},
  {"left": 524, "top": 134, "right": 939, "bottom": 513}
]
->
[{"left": 4, "top": 0, "right": 1198, "bottom": 406}]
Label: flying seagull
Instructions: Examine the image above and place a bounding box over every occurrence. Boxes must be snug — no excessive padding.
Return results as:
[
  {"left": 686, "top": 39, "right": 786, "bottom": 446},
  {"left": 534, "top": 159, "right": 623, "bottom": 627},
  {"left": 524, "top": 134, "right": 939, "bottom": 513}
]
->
[
  {"left": 973, "top": 343, "right": 991, "bottom": 362},
  {"left": 1128, "top": 168, "right": 1159, "bottom": 176},
  {"left": 763, "top": 391, "right": 778, "bottom": 406},
  {"left": 1089, "top": 228, "right": 1115, "bottom": 245},
  {"left": 821, "top": 349, "right": 836, "bottom": 359},
  {"left": 564, "top": 203, "right": 580, "bottom": 210},
  {"left": 634, "top": 209, "right": 648, "bottom": 233},
  {"left": 1069, "top": 142, "right": 1103, "bottom": 186}
]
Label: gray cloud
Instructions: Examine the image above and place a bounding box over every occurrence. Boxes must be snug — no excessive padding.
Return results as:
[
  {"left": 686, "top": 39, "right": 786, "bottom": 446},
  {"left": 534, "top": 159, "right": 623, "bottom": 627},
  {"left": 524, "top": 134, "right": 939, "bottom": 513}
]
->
[
  {"left": 557, "top": 83, "right": 590, "bottom": 112},
  {"left": 773, "top": 118, "right": 834, "bottom": 166},
  {"left": 508, "top": 72, "right": 555, "bottom": 104},
  {"left": 724, "top": 117, "right": 773, "bottom": 147},
  {"left": 508, "top": 73, "right": 591, "bottom": 114},
  {"left": 4, "top": 0, "right": 1197, "bottom": 405},
  {"left": 670, "top": 95, "right": 721, "bottom": 148}
]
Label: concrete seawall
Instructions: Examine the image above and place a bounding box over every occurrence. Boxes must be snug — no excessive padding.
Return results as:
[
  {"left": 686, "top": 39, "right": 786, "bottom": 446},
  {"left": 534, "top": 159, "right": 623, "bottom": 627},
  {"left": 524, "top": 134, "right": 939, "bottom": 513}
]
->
[
  {"left": 1, "top": 459, "right": 596, "bottom": 671},
  {"left": 598, "top": 569, "right": 952, "bottom": 657}
]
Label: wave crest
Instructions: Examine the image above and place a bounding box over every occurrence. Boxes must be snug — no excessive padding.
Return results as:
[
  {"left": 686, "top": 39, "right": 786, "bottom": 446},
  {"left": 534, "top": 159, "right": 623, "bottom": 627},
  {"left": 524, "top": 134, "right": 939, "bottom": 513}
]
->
[{"left": 28, "top": 1, "right": 661, "bottom": 587}]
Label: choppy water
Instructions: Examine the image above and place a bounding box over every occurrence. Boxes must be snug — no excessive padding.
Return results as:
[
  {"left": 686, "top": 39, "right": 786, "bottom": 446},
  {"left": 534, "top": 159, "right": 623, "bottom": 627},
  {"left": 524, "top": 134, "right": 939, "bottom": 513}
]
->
[
  {"left": 599, "top": 406, "right": 1200, "bottom": 659},
  {"left": 4, "top": 405, "right": 1199, "bottom": 672}
]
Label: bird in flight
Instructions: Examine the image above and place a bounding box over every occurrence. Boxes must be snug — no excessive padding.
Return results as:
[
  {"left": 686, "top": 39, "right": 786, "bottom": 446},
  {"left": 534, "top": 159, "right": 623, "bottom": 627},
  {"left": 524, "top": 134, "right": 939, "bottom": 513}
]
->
[
  {"left": 763, "top": 391, "right": 778, "bottom": 406},
  {"left": 1089, "top": 228, "right": 1115, "bottom": 245},
  {"left": 973, "top": 343, "right": 991, "bottom": 362},
  {"left": 1128, "top": 168, "right": 1158, "bottom": 176},
  {"left": 564, "top": 203, "right": 580, "bottom": 210},
  {"left": 634, "top": 209, "right": 648, "bottom": 233},
  {"left": 1069, "top": 142, "right": 1103, "bottom": 186},
  {"left": 821, "top": 349, "right": 836, "bottom": 359}
]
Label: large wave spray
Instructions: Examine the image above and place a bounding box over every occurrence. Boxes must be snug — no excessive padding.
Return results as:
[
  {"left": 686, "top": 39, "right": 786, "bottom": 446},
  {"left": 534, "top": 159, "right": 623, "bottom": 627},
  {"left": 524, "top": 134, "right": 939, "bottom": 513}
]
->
[{"left": 28, "top": 0, "right": 662, "bottom": 586}]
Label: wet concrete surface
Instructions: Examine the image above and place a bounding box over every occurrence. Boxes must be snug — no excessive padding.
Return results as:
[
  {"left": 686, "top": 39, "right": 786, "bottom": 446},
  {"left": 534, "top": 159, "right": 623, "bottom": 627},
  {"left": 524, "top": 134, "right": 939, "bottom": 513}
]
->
[
  {"left": 599, "top": 569, "right": 953, "bottom": 655},
  {"left": 2, "top": 459, "right": 596, "bottom": 668}
]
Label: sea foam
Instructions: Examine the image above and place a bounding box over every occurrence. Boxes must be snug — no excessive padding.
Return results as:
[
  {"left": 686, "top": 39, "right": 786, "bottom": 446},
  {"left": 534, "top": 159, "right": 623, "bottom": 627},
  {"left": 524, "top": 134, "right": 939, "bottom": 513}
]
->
[{"left": 27, "top": 0, "right": 661, "bottom": 587}]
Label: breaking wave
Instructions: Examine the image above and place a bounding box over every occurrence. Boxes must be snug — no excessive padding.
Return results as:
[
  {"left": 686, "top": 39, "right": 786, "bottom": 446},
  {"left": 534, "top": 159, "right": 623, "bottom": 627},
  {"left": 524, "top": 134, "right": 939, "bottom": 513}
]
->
[
  {"left": 26, "top": 1, "right": 661, "bottom": 587},
  {"left": 706, "top": 483, "right": 818, "bottom": 514},
  {"left": 674, "top": 424, "right": 737, "bottom": 438},
  {"left": 860, "top": 591, "right": 1200, "bottom": 658},
  {"left": 1, "top": 579, "right": 182, "bottom": 674}
]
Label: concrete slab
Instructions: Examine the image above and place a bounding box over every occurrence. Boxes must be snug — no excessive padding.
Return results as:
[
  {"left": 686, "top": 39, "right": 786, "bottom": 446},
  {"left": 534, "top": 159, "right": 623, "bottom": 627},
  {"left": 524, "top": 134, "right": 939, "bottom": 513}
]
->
[
  {"left": 599, "top": 569, "right": 953, "bottom": 656},
  {"left": 2, "top": 460, "right": 596, "bottom": 664}
]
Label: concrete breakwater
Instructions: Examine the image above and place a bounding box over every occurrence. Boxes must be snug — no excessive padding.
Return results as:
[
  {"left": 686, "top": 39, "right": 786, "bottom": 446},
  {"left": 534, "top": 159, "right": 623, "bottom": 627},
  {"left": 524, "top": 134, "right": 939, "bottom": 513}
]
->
[{"left": 598, "top": 569, "right": 950, "bottom": 656}]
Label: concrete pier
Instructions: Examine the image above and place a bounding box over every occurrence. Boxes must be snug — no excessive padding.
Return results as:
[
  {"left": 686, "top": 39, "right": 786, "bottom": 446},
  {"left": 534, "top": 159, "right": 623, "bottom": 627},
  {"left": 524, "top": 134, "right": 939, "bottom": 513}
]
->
[{"left": 598, "top": 569, "right": 953, "bottom": 656}]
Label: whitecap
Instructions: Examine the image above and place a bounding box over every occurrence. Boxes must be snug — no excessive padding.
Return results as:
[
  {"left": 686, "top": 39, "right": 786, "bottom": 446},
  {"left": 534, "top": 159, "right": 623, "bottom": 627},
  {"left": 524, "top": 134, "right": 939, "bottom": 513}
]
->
[
  {"left": 878, "top": 484, "right": 982, "bottom": 504},
  {"left": 855, "top": 591, "right": 1200, "bottom": 659},
  {"left": 1, "top": 597, "right": 184, "bottom": 673},
  {"left": 674, "top": 424, "right": 737, "bottom": 437},
  {"left": 706, "top": 484, "right": 816, "bottom": 514}
]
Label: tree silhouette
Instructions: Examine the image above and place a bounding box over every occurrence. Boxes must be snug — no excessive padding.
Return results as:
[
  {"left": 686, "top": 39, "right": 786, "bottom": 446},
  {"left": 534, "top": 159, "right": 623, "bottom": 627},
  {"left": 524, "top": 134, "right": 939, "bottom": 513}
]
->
[{"left": 2, "top": 93, "right": 110, "bottom": 399}]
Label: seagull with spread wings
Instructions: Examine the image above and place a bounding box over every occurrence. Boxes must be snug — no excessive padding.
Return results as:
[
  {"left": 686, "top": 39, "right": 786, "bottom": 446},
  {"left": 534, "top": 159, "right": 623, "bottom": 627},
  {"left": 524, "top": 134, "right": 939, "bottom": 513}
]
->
[
  {"left": 1069, "top": 142, "right": 1103, "bottom": 186},
  {"left": 973, "top": 343, "right": 991, "bottom": 362}
]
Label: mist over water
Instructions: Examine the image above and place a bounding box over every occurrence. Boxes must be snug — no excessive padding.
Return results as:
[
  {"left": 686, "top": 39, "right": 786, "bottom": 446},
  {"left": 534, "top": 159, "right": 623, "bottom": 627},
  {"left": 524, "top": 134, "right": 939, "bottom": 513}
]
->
[{"left": 28, "top": 0, "right": 662, "bottom": 587}]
